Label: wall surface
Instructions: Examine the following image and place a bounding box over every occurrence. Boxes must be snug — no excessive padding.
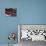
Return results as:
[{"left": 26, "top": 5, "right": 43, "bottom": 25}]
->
[{"left": 0, "top": 0, "right": 46, "bottom": 44}]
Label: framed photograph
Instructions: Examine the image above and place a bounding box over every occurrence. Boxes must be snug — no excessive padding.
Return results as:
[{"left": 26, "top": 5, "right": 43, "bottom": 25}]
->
[
  {"left": 18, "top": 24, "right": 46, "bottom": 41},
  {"left": 5, "top": 8, "right": 17, "bottom": 16}
]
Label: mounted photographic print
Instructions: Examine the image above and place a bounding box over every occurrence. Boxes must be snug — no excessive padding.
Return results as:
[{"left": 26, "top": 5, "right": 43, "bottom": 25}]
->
[
  {"left": 5, "top": 8, "right": 16, "bottom": 16},
  {"left": 18, "top": 24, "right": 46, "bottom": 41},
  {"left": 8, "top": 32, "right": 18, "bottom": 46}
]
